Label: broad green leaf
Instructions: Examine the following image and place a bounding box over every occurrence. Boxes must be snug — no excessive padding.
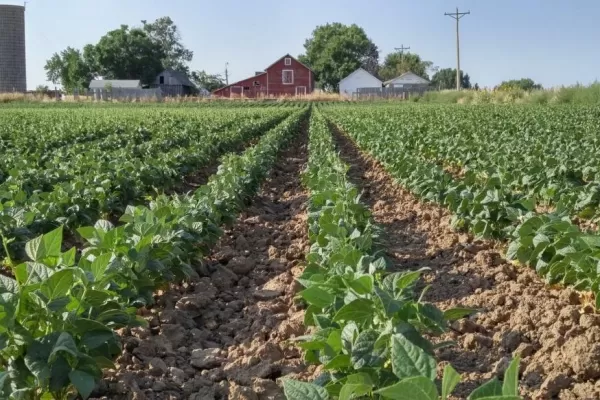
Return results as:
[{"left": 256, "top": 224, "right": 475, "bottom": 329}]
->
[
  {"left": 324, "top": 354, "right": 351, "bottom": 369},
  {"left": 441, "top": 364, "right": 461, "bottom": 400},
  {"left": 49, "top": 355, "right": 71, "bottom": 392},
  {"left": 283, "top": 379, "right": 329, "bottom": 400},
  {"left": 0, "top": 275, "right": 18, "bottom": 294},
  {"left": 502, "top": 357, "right": 520, "bottom": 396},
  {"left": 300, "top": 286, "right": 335, "bottom": 308},
  {"left": 43, "top": 269, "right": 74, "bottom": 299},
  {"left": 351, "top": 329, "right": 387, "bottom": 369},
  {"left": 339, "top": 383, "right": 372, "bottom": 400},
  {"left": 61, "top": 247, "right": 76, "bottom": 267},
  {"left": 50, "top": 332, "right": 78, "bottom": 358},
  {"left": 468, "top": 378, "right": 502, "bottom": 400},
  {"left": 375, "top": 376, "right": 438, "bottom": 400},
  {"left": 42, "top": 226, "right": 63, "bottom": 258},
  {"left": 91, "top": 253, "right": 113, "bottom": 280},
  {"left": 333, "top": 298, "right": 374, "bottom": 325},
  {"left": 390, "top": 333, "right": 436, "bottom": 380},
  {"left": 69, "top": 370, "right": 96, "bottom": 399},
  {"left": 25, "top": 235, "right": 45, "bottom": 262},
  {"left": 443, "top": 307, "right": 476, "bottom": 321}
]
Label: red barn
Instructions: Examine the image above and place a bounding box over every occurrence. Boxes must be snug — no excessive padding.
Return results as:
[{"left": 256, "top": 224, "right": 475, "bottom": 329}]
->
[{"left": 213, "top": 54, "right": 314, "bottom": 98}]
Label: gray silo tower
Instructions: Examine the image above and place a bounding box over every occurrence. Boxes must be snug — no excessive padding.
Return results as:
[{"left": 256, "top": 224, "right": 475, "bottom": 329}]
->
[{"left": 0, "top": 4, "right": 26, "bottom": 92}]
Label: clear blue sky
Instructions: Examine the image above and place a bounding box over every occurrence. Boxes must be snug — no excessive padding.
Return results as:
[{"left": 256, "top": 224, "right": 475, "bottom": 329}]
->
[{"left": 5, "top": 0, "right": 599, "bottom": 89}]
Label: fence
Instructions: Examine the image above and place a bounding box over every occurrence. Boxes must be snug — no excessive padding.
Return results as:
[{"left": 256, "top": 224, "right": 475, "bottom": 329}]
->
[
  {"left": 354, "top": 86, "right": 431, "bottom": 100},
  {"left": 74, "top": 87, "right": 163, "bottom": 102}
]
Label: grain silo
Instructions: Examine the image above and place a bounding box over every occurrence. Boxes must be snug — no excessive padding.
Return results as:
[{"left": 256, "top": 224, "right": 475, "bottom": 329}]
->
[{"left": 0, "top": 4, "right": 26, "bottom": 93}]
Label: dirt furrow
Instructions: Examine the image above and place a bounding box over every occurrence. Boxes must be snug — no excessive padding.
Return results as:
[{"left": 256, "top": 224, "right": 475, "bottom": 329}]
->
[
  {"left": 330, "top": 124, "right": 600, "bottom": 400},
  {"left": 94, "top": 127, "right": 311, "bottom": 400}
]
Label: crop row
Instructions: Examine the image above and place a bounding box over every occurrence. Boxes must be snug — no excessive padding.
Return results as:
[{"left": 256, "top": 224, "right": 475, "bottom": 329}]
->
[
  {"left": 322, "top": 104, "right": 600, "bottom": 322},
  {"left": 323, "top": 104, "right": 600, "bottom": 227},
  {"left": 0, "top": 108, "right": 308, "bottom": 399},
  {"left": 0, "top": 108, "right": 294, "bottom": 263},
  {"left": 283, "top": 110, "right": 521, "bottom": 400}
]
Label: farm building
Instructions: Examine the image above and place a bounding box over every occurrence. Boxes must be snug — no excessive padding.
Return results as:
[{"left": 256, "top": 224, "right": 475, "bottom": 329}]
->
[
  {"left": 339, "top": 68, "right": 382, "bottom": 98},
  {"left": 213, "top": 54, "right": 314, "bottom": 98},
  {"left": 152, "top": 69, "right": 198, "bottom": 96},
  {"left": 89, "top": 79, "right": 141, "bottom": 90},
  {"left": 384, "top": 71, "right": 430, "bottom": 90}
]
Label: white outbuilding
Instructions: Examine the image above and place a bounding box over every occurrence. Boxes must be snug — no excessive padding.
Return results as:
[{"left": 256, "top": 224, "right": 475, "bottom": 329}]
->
[
  {"left": 339, "top": 68, "right": 382, "bottom": 98},
  {"left": 383, "top": 71, "right": 430, "bottom": 89}
]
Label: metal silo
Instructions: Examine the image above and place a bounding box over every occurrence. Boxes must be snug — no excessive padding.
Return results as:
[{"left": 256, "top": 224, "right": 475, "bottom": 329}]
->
[{"left": 0, "top": 4, "right": 26, "bottom": 93}]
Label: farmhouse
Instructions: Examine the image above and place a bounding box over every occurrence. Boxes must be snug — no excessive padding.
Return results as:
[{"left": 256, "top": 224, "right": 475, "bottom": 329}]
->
[
  {"left": 339, "top": 68, "right": 382, "bottom": 98},
  {"left": 384, "top": 71, "right": 430, "bottom": 90},
  {"left": 213, "top": 54, "right": 314, "bottom": 98}
]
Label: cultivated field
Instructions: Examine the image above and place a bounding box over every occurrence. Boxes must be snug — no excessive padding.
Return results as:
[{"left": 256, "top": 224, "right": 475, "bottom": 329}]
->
[{"left": 0, "top": 102, "right": 598, "bottom": 399}]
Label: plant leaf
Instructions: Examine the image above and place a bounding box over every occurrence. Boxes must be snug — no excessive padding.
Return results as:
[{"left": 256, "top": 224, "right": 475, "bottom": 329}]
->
[
  {"left": 283, "top": 379, "right": 329, "bottom": 400},
  {"left": 375, "top": 376, "right": 438, "bottom": 400},
  {"left": 441, "top": 364, "right": 461, "bottom": 400},
  {"left": 390, "top": 333, "right": 436, "bottom": 380}
]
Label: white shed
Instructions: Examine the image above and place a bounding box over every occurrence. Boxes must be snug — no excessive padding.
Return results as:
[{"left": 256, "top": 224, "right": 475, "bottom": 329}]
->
[
  {"left": 339, "top": 68, "right": 382, "bottom": 98},
  {"left": 384, "top": 71, "right": 429, "bottom": 88}
]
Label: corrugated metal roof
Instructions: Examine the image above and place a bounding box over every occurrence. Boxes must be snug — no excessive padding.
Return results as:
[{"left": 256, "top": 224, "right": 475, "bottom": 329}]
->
[
  {"left": 339, "top": 68, "right": 382, "bottom": 85},
  {"left": 384, "top": 71, "right": 430, "bottom": 86},
  {"left": 159, "top": 69, "right": 196, "bottom": 88},
  {"left": 89, "top": 79, "right": 141, "bottom": 89}
]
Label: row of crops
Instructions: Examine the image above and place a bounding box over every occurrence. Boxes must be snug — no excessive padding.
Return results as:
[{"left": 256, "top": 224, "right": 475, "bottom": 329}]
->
[
  {"left": 0, "top": 104, "right": 308, "bottom": 399},
  {"left": 0, "top": 105, "right": 308, "bottom": 263},
  {"left": 322, "top": 103, "right": 600, "bottom": 307}
]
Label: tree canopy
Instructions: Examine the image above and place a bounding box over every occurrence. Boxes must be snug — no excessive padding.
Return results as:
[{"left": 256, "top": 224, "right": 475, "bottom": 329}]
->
[
  {"left": 378, "top": 52, "right": 433, "bottom": 81},
  {"left": 497, "top": 78, "right": 542, "bottom": 91},
  {"left": 431, "top": 68, "right": 472, "bottom": 90},
  {"left": 190, "top": 70, "right": 226, "bottom": 92},
  {"left": 44, "top": 17, "right": 193, "bottom": 91},
  {"left": 299, "top": 23, "right": 379, "bottom": 91}
]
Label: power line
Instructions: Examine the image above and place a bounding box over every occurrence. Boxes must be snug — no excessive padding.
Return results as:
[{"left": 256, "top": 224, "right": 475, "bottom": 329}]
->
[{"left": 444, "top": 7, "right": 470, "bottom": 90}]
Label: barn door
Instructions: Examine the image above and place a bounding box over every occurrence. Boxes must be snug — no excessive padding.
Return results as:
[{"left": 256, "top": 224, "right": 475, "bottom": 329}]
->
[
  {"left": 295, "top": 86, "right": 307, "bottom": 96},
  {"left": 230, "top": 86, "right": 243, "bottom": 98}
]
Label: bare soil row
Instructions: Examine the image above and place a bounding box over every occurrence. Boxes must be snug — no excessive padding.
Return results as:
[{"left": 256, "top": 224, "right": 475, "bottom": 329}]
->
[
  {"left": 331, "top": 127, "right": 600, "bottom": 400},
  {"left": 94, "top": 121, "right": 599, "bottom": 400},
  {"left": 92, "top": 128, "right": 312, "bottom": 400}
]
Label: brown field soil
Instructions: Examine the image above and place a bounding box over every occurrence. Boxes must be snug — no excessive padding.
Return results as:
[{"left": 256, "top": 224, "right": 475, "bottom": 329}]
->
[
  {"left": 92, "top": 128, "right": 311, "bottom": 400},
  {"left": 89, "top": 119, "right": 600, "bottom": 400},
  {"left": 331, "top": 125, "right": 600, "bottom": 400}
]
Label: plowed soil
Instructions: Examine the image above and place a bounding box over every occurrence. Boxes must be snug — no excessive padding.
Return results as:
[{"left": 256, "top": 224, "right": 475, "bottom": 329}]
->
[
  {"left": 92, "top": 128, "right": 311, "bottom": 400},
  {"left": 331, "top": 125, "right": 600, "bottom": 400}
]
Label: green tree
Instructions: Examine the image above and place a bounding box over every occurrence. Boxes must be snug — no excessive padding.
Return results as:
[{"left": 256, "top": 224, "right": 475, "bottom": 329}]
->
[
  {"left": 497, "top": 78, "right": 542, "bottom": 91},
  {"left": 430, "top": 68, "right": 472, "bottom": 90},
  {"left": 142, "top": 17, "right": 193, "bottom": 72},
  {"left": 44, "top": 47, "right": 94, "bottom": 92},
  {"left": 190, "top": 70, "right": 225, "bottom": 92},
  {"left": 44, "top": 17, "right": 191, "bottom": 90},
  {"left": 378, "top": 52, "right": 433, "bottom": 81},
  {"left": 299, "top": 23, "right": 379, "bottom": 91},
  {"left": 90, "top": 25, "right": 165, "bottom": 84}
]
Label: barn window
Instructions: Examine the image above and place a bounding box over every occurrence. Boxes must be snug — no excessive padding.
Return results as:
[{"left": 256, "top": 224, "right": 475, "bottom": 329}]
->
[
  {"left": 253, "top": 81, "right": 260, "bottom": 86},
  {"left": 284, "top": 57, "right": 291, "bottom": 66},
  {"left": 282, "top": 70, "right": 294, "bottom": 84},
  {"left": 159, "top": 76, "right": 164, "bottom": 84},
  {"left": 243, "top": 86, "right": 250, "bottom": 90}
]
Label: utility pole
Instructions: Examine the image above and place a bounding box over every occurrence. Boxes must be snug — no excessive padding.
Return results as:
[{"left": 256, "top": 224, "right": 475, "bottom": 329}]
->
[
  {"left": 394, "top": 44, "right": 410, "bottom": 55},
  {"left": 445, "top": 7, "right": 470, "bottom": 90},
  {"left": 225, "top": 62, "right": 229, "bottom": 86}
]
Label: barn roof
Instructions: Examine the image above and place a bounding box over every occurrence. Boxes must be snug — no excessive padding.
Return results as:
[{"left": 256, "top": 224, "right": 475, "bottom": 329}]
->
[
  {"left": 339, "top": 67, "right": 382, "bottom": 84},
  {"left": 384, "top": 71, "right": 430, "bottom": 86},
  {"left": 264, "top": 54, "right": 314, "bottom": 72},
  {"left": 89, "top": 79, "right": 141, "bottom": 89},
  {"left": 213, "top": 72, "right": 267, "bottom": 93},
  {"left": 159, "top": 69, "right": 196, "bottom": 88}
]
